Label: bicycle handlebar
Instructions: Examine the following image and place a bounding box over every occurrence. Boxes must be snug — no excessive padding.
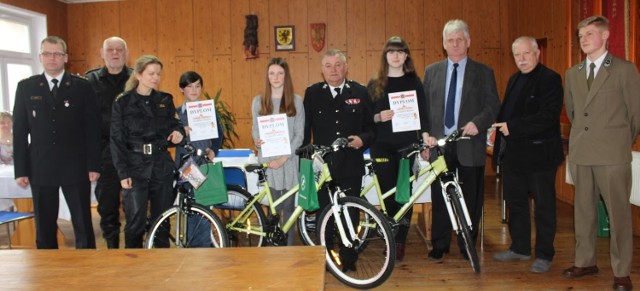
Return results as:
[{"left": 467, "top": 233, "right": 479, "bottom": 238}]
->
[
  {"left": 295, "top": 137, "right": 350, "bottom": 157},
  {"left": 397, "top": 129, "right": 469, "bottom": 158}
]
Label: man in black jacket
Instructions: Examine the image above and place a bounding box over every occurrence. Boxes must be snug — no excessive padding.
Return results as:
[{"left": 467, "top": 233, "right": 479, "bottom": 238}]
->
[
  {"left": 303, "top": 49, "right": 375, "bottom": 271},
  {"left": 491, "top": 36, "right": 564, "bottom": 273},
  {"left": 13, "top": 36, "right": 101, "bottom": 249},
  {"left": 85, "top": 36, "right": 132, "bottom": 249}
]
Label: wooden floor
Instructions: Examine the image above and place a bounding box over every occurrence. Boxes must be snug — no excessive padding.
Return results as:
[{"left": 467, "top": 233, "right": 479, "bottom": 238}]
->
[{"left": 4, "top": 173, "right": 640, "bottom": 290}]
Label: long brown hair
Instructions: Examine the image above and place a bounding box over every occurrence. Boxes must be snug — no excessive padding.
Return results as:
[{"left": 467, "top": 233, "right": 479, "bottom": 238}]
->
[
  {"left": 125, "top": 55, "right": 163, "bottom": 91},
  {"left": 259, "top": 57, "right": 297, "bottom": 117},
  {"left": 369, "top": 36, "right": 417, "bottom": 101}
]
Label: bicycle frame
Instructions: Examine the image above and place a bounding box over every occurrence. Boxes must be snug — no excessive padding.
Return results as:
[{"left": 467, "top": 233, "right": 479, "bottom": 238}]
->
[
  {"left": 363, "top": 148, "right": 473, "bottom": 231},
  {"left": 226, "top": 161, "right": 334, "bottom": 238}
]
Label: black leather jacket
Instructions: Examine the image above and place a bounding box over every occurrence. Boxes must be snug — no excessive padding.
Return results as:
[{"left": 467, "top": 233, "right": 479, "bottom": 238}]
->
[{"left": 110, "top": 89, "right": 184, "bottom": 180}]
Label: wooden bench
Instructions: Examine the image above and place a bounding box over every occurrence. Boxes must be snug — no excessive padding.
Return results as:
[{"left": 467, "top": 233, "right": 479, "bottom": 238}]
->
[{"left": 0, "top": 246, "right": 326, "bottom": 289}]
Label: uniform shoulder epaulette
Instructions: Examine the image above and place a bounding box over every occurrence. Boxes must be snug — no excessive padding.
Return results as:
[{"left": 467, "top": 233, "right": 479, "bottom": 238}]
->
[
  {"left": 84, "top": 67, "right": 102, "bottom": 75},
  {"left": 114, "top": 92, "right": 127, "bottom": 102},
  {"left": 308, "top": 81, "right": 325, "bottom": 89},
  {"left": 70, "top": 73, "right": 88, "bottom": 80}
]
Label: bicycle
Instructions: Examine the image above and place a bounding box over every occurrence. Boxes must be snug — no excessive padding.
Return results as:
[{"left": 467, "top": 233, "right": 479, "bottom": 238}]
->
[
  {"left": 211, "top": 138, "right": 396, "bottom": 289},
  {"left": 145, "top": 144, "right": 229, "bottom": 249},
  {"left": 299, "top": 129, "right": 481, "bottom": 273}
]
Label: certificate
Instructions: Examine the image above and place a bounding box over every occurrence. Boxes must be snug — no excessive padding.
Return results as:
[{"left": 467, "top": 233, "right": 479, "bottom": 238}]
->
[
  {"left": 257, "top": 114, "right": 291, "bottom": 158},
  {"left": 388, "top": 90, "right": 421, "bottom": 132},
  {"left": 185, "top": 100, "right": 219, "bottom": 142}
]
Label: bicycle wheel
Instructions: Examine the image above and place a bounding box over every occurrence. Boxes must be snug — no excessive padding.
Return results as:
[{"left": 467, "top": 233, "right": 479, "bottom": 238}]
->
[
  {"left": 297, "top": 210, "right": 319, "bottom": 246},
  {"left": 211, "top": 185, "right": 267, "bottom": 247},
  {"left": 145, "top": 204, "right": 229, "bottom": 248},
  {"left": 447, "top": 185, "right": 481, "bottom": 273},
  {"left": 318, "top": 196, "right": 395, "bottom": 289}
]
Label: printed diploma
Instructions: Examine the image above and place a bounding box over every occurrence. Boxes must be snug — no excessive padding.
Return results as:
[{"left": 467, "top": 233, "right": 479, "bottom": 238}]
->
[
  {"left": 388, "top": 90, "right": 421, "bottom": 132},
  {"left": 186, "top": 100, "right": 219, "bottom": 142},
  {"left": 257, "top": 114, "right": 291, "bottom": 157}
]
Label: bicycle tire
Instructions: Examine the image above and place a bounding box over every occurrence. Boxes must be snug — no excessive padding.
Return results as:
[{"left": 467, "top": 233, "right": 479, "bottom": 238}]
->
[
  {"left": 318, "top": 196, "right": 395, "bottom": 289},
  {"left": 447, "top": 185, "right": 481, "bottom": 273},
  {"left": 211, "top": 185, "right": 267, "bottom": 247},
  {"left": 145, "top": 204, "right": 229, "bottom": 248}
]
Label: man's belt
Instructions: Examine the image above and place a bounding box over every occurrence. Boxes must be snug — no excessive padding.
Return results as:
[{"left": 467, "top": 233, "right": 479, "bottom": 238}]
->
[{"left": 128, "top": 143, "right": 167, "bottom": 155}]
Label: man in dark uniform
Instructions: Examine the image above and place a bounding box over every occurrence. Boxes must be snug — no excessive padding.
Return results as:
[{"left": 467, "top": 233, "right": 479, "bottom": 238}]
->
[
  {"left": 303, "top": 49, "right": 375, "bottom": 271},
  {"left": 13, "top": 36, "right": 101, "bottom": 249},
  {"left": 85, "top": 36, "right": 132, "bottom": 249}
]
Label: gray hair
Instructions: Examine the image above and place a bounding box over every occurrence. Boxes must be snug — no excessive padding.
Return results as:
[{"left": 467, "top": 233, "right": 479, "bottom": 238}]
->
[
  {"left": 442, "top": 19, "right": 470, "bottom": 42},
  {"left": 322, "top": 49, "right": 347, "bottom": 64},
  {"left": 103, "top": 36, "right": 128, "bottom": 51},
  {"left": 512, "top": 36, "right": 539, "bottom": 52}
]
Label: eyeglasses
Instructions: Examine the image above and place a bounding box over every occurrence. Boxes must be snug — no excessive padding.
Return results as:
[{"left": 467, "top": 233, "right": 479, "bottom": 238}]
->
[
  {"left": 41, "top": 52, "right": 66, "bottom": 59},
  {"left": 106, "top": 48, "right": 125, "bottom": 54}
]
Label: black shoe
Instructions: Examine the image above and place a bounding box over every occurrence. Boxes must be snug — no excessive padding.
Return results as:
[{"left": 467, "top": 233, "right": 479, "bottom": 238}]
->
[
  {"left": 340, "top": 247, "right": 358, "bottom": 272},
  {"left": 462, "top": 252, "right": 469, "bottom": 261},
  {"left": 428, "top": 249, "right": 445, "bottom": 260}
]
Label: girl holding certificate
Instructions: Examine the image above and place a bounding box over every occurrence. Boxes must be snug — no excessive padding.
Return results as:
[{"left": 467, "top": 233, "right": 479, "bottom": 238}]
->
[
  {"left": 251, "top": 57, "right": 305, "bottom": 246},
  {"left": 175, "top": 71, "right": 224, "bottom": 166},
  {"left": 368, "top": 36, "right": 435, "bottom": 261},
  {"left": 174, "top": 71, "right": 224, "bottom": 247}
]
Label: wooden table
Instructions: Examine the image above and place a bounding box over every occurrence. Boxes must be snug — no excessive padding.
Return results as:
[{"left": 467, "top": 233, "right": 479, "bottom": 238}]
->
[{"left": 0, "top": 246, "right": 326, "bottom": 290}]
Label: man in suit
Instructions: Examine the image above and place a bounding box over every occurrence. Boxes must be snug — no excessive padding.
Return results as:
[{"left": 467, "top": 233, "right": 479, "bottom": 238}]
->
[
  {"left": 422, "top": 19, "right": 500, "bottom": 260},
  {"left": 491, "top": 36, "right": 564, "bottom": 273},
  {"left": 563, "top": 16, "right": 640, "bottom": 291},
  {"left": 13, "top": 36, "right": 101, "bottom": 249},
  {"left": 303, "top": 49, "right": 375, "bottom": 271},
  {"left": 85, "top": 36, "right": 132, "bottom": 249}
]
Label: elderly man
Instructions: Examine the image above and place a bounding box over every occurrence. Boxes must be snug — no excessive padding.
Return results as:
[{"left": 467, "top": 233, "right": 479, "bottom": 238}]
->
[
  {"left": 303, "top": 49, "right": 375, "bottom": 271},
  {"left": 564, "top": 16, "right": 640, "bottom": 291},
  {"left": 491, "top": 36, "right": 564, "bottom": 273},
  {"left": 85, "top": 36, "right": 132, "bottom": 249},
  {"left": 13, "top": 36, "right": 101, "bottom": 249},
  {"left": 422, "top": 19, "right": 500, "bottom": 261}
]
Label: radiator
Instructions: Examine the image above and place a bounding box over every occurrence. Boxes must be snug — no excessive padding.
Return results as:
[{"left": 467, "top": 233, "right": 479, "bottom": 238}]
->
[
  {"left": 566, "top": 151, "right": 640, "bottom": 207},
  {"left": 631, "top": 151, "right": 640, "bottom": 206}
]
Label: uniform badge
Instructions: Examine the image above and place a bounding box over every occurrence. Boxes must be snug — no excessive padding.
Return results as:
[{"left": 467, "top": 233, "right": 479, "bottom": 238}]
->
[
  {"left": 345, "top": 98, "right": 360, "bottom": 105},
  {"left": 64, "top": 100, "right": 70, "bottom": 107},
  {"left": 159, "top": 104, "right": 166, "bottom": 108},
  {"left": 310, "top": 23, "right": 326, "bottom": 52},
  {"left": 30, "top": 96, "right": 42, "bottom": 101},
  {"left": 32, "top": 110, "right": 36, "bottom": 118},
  {"left": 604, "top": 59, "right": 612, "bottom": 67}
]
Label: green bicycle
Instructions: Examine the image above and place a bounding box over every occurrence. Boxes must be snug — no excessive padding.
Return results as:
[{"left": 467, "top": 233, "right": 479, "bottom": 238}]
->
[{"left": 299, "top": 130, "right": 481, "bottom": 273}]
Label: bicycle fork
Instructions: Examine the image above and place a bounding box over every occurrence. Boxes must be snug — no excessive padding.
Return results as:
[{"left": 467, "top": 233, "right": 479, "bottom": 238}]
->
[
  {"left": 440, "top": 177, "right": 473, "bottom": 233},
  {"left": 330, "top": 189, "right": 359, "bottom": 248}
]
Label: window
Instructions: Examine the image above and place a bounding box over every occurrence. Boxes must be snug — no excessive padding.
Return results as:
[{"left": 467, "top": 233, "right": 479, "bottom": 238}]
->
[{"left": 0, "top": 3, "right": 46, "bottom": 112}]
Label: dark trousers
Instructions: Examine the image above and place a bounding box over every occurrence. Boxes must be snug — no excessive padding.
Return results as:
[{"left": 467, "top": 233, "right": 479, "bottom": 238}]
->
[
  {"left": 370, "top": 142, "right": 415, "bottom": 243},
  {"left": 503, "top": 166, "right": 557, "bottom": 260},
  {"left": 31, "top": 181, "right": 96, "bottom": 249},
  {"left": 95, "top": 162, "right": 122, "bottom": 247},
  {"left": 430, "top": 143, "right": 484, "bottom": 253},
  {"left": 122, "top": 177, "right": 174, "bottom": 248}
]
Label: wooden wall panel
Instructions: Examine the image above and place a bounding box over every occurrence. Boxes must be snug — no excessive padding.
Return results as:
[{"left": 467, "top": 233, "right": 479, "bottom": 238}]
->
[
  {"left": 288, "top": 53, "right": 310, "bottom": 97},
  {"left": 385, "top": 0, "right": 404, "bottom": 39},
  {"left": 423, "top": 0, "right": 445, "bottom": 63},
  {"left": 404, "top": 0, "right": 425, "bottom": 49},
  {"left": 289, "top": 0, "right": 308, "bottom": 53},
  {"left": 366, "top": 0, "right": 386, "bottom": 51},
  {"left": 326, "top": 0, "right": 347, "bottom": 51},
  {"left": 345, "top": 0, "right": 368, "bottom": 83},
  {"left": 211, "top": 0, "right": 232, "bottom": 56}
]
